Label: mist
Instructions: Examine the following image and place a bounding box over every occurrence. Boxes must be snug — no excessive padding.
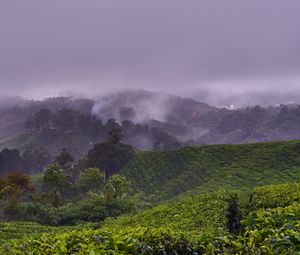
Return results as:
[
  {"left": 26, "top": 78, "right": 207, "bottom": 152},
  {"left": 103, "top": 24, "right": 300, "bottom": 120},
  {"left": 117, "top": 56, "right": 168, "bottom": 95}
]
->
[{"left": 1, "top": 0, "right": 300, "bottom": 105}]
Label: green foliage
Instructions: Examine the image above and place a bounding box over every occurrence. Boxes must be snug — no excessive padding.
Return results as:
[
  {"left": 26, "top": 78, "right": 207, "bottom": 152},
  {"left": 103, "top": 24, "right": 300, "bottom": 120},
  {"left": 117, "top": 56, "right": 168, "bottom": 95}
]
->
[
  {"left": 249, "top": 182, "right": 300, "bottom": 210},
  {"left": 3, "top": 203, "right": 300, "bottom": 254},
  {"left": 77, "top": 167, "right": 105, "bottom": 192},
  {"left": 43, "top": 164, "right": 69, "bottom": 194},
  {"left": 103, "top": 191, "right": 228, "bottom": 238},
  {"left": 1, "top": 170, "right": 134, "bottom": 225},
  {"left": 224, "top": 193, "right": 242, "bottom": 233},
  {"left": 1, "top": 226, "right": 198, "bottom": 255},
  {"left": 122, "top": 140, "right": 300, "bottom": 199},
  {"left": 2, "top": 141, "right": 300, "bottom": 253},
  {"left": 0, "top": 221, "right": 75, "bottom": 245},
  {"left": 54, "top": 149, "right": 74, "bottom": 168},
  {"left": 105, "top": 174, "right": 131, "bottom": 199},
  {"left": 0, "top": 172, "right": 34, "bottom": 202},
  {"left": 205, "top": 204, "right": 300, "bottom": 254},
  {"left": 1, "top": 202, "right": 60, "bottom": 224},
  {"left": 87, "top": 142, "right": 134, "bottom": 177},
  {"left": 2, "top": 182, "right": 300, "bottom": 254}
]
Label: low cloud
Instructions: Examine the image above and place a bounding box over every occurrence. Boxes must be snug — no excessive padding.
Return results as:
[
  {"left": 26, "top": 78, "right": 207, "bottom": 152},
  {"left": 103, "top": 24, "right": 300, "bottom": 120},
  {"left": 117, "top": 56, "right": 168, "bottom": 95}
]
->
[{"left": 1, "top": 0, "right": 300, "bottom": 104}]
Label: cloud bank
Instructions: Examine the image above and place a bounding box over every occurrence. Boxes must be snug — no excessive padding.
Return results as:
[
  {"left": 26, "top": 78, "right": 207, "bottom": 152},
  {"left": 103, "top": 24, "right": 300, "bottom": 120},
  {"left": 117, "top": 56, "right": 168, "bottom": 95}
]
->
[{"left": 0, "top": 0, "right": 300, "bottom": 103}]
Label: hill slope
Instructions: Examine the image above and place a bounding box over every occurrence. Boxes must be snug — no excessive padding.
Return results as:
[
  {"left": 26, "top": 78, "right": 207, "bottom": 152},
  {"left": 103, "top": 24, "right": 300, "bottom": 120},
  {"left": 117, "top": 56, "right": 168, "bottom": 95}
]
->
[
  {"left": 3, "top": 181, "right": 300, "bottom": 254},
  {"left": 122, "top": 140, "right": 300, "bottom": 199}
]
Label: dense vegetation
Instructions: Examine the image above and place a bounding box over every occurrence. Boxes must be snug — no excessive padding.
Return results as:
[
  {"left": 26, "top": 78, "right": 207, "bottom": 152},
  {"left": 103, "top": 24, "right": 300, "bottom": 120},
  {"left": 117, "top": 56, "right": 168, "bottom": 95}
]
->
[
  {"left": 122, "top": 140, "right": 300, "bottom": 199},
  {"left": 0, "top": 146, "right": 51, "bottom": 174},
  {"left": 1, "top": 181, "right": 300, "bottom": 254},
  {"left": 0, "top": 135, "right": 141, "bottom": 226},
  {"left": 196, "top": 104, "right": 300, "bottom": 144},
  {"left": 4, "top": 92, "right": 300, "bottom": 156},
  {"left": 24, "top": 108, "right": 181, "bottom": 152},
  {"left": 1, "top": 139, "right": 300, "bottom": 254}
]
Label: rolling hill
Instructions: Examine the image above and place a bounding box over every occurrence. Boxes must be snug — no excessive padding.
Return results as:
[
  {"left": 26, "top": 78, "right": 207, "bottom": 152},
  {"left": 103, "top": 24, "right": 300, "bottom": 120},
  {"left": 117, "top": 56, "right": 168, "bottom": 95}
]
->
[{"left": 122, "top": 140, "right": 300, "bottom": 199}]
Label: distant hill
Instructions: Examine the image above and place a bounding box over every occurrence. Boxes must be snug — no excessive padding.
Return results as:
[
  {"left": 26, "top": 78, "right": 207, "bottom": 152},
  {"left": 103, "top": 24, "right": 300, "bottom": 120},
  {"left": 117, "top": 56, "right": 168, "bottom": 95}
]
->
[
  {"left": 0, "top": 97, "right": 94, "bottom": 140},
  {"left": 0, "top": 90, "right": 214, "bottom": 156},
  {"left": 2, "top": 90, "right": 300, "bottom": 156}
]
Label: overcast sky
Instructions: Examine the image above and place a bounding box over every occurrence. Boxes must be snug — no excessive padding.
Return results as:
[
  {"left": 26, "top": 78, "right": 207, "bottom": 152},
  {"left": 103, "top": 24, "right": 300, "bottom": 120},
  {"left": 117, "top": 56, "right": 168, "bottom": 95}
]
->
[{"left": 1, "top": 0, "right": 300, "bottom": 101}]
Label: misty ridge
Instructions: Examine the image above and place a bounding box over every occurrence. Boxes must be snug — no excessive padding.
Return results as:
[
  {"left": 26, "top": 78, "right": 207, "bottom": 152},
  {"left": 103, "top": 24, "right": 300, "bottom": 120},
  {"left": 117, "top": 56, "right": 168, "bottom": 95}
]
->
[{"left": 1, "top": 89, "right": 300, "bottom": 159}]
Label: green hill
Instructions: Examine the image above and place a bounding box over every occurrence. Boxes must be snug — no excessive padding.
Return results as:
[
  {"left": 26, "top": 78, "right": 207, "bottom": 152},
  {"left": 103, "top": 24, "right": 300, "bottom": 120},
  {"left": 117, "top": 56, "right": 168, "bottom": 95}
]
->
[
  {"left": 122, "top": 140, "right": 300, "bottom": 199},
  {"left": 2, "top": 181, "right": 300, "bottom": 254}
]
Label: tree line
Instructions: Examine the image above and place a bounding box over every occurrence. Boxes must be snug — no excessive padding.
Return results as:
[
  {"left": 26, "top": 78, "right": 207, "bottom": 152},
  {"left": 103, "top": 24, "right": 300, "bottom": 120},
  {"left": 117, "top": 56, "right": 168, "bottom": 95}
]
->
[
  {"left": 0, "top": 146, "right": 51, "bottom": 174},
  {"left": 25, "top": 108, "right": 181, "bottom": 149}
]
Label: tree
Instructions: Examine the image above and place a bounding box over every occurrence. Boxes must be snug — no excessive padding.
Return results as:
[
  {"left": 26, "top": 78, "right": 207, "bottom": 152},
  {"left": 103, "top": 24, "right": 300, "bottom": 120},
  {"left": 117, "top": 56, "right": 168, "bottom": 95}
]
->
[
  {"left": 27, "top": 108, "right": 52, "bottom": 130},
  {"left": 52, "top": 109, "right": 76, "bottom": 130},
  {"left": 105, "top": 118, "right": 120, "bottom": 131},
  {"left": 77, "top": 168, "right": 105, "bottom": 192},
  {"left": 22, "top": 146, "right": 52, "bottom": 172},
  {"left": 108, "top": 128, "right": 123, "bottom": 144},
  {"left": 87, "top": 142, "right": 134, "bottom": 177},
  {"left": 34, "top": 108, "right": 52, "bottom": 129},
  {"left": 43, "top": 164, "right": 69, "bottom": 194},
  {"left": 0, "top": 148, "right": 23, "bottom": 174},
  {"left": 0, "top": 172, "right": 34, "bottom": 201},
  {"left": 54, "top": 149, "right": 74, "bottom": 168},
  {"left": 105, "top": 174, "right": 131, "bottom": 199},
  {"left": 225, "top": 193, "right": 242, "bottom": 233}
]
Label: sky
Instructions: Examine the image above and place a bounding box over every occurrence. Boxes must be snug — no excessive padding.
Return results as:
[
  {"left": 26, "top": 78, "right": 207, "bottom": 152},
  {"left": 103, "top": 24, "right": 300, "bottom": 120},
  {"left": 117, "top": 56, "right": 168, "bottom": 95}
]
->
[{"left": 1, "top": 0, "right": 300, "bottom": 103}]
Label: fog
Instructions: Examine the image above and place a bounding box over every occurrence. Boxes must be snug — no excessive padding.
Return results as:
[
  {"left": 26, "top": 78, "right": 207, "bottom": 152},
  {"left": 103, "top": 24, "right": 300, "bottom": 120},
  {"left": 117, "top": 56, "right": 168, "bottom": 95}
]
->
[{"left": 1, "top": 0, "right": 300, "bottom": 105}]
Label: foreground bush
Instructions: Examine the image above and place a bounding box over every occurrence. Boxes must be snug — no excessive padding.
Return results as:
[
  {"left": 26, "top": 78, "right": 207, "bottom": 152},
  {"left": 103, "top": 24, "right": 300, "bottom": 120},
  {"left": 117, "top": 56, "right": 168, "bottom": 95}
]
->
[
  {"left": 3, "top": 203, "right": 300, "bottom": 254},
  {"left": 249, "top": 182, "right": 300, "bottom": 210}
]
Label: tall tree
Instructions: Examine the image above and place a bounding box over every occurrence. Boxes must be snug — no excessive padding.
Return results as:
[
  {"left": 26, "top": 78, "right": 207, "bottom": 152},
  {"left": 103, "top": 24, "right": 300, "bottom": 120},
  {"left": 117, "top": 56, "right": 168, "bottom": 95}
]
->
[{"left": 87, "top": 142, "right": 134, "bottom": 177}]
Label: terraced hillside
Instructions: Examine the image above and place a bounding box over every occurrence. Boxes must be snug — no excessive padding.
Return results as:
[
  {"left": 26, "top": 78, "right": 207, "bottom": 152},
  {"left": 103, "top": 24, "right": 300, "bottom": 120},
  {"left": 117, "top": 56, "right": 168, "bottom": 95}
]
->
[
  {"left": 104, "top": 191, "right": 228, "bottom": 238},
  {"left": 122, "top": 140, "right": 300, "bottom": 199}
]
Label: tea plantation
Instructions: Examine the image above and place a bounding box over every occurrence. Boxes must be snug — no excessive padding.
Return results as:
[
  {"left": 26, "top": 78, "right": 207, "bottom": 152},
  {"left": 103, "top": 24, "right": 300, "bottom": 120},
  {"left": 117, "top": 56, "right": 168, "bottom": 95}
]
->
[
  {"left": 122, "top": 140, "right": 300, "bottom": 199},
  {"left": 1, "top": 181, "right": 300, "bottom": 254},
  {"left": 1, "top": 141, "right": 300, "bottom": 254}
]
